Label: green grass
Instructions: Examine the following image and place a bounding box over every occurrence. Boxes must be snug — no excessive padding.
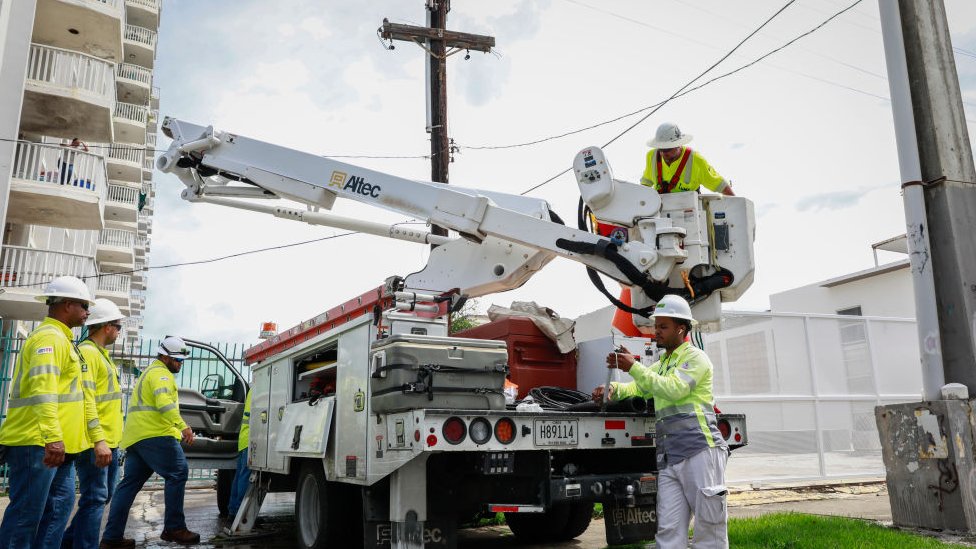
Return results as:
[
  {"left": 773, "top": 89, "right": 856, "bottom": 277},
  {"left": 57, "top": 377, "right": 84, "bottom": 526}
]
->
[
  {"left": 726, "top": 513, "right": 971, "bottom": 548},
  {"left": 601, "top": 513, "right": 971, "bottom": 548}
]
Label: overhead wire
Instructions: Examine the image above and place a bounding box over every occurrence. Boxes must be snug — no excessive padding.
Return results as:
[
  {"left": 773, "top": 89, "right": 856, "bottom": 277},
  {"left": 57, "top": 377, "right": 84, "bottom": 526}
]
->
[{"left": 520, "top": 0, "right": 863, "bottom": 196}]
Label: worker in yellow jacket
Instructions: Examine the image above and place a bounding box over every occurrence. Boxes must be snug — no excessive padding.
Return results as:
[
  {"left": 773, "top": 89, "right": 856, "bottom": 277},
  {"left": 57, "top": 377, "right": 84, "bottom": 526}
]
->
[
  {"left": 594, "top": 295, "right": 729, "bottom": 549},
  {"left": 62, "top": 298, "right": 126, "bottom": 549},
  {"left": 0, "top": 276, "right": 111, "bottom": 549},
  {"left": 641, "top": 122, "right": 735, "bottom": 196},
  {"left": 100, "top": 337, "right": 200, "bottom": 548},
  {"left": 227, "top": 390, "right": 252, "bottom": 519}
]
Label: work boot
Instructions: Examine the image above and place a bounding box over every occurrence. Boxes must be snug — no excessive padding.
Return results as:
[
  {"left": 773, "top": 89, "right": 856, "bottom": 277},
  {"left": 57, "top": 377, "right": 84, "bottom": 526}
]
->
[
  {"left": 160, "top": 529, "right": 201, "bottom": 544},
  {"left": 98, "top": 539, "right": 136, "bottom": 549}
]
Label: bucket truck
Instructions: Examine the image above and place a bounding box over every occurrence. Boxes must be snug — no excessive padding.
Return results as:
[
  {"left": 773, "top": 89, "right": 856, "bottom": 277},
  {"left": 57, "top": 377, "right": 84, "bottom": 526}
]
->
[{"left": 159, "top": 118, "right": 754, "bottom": 549}]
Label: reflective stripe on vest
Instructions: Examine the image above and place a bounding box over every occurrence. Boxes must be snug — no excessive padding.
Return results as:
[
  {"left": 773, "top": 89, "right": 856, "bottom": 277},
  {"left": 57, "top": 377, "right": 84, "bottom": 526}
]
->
[
  {"left": 654, "top": 148, "right": 694, "bottom": 193},
  {"left": 8, "top": 325, "right": 85, "bottom": 409},
  {"left": 128, "top": 364, "right": 171, "bottom": 414},
  {"left": 80, "top": 340, "right": 122, "bottom": 402}
]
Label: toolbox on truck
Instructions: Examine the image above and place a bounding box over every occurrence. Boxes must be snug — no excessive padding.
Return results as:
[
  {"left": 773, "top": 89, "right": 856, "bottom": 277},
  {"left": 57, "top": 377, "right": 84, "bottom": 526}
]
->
[{"left": 370, "top": 334, "right": 509, "bottom": 413}]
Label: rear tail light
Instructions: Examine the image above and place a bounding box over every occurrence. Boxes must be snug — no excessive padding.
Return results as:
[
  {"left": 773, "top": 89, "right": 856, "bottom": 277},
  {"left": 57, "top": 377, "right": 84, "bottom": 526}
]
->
[
  {"left": 442, "top": 417, "right": 467, "bottom": 445},
  {"left": 470, "top": 417, "right": 492, "bottom": 445},
  {"left": 494, "top": 417, "right": 516, "bottom": 444},
  {"left": 718, "top": 419, "right": 731, "bottom": 441}
]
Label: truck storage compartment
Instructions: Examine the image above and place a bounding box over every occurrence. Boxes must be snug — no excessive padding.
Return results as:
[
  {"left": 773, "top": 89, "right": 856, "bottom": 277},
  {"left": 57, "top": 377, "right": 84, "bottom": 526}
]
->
[
  {"left": 455, "top": 317, "right": 577, "bottom": 399},
  {"left": 370, "top": 334, "right": 508, "bottom": 413}
]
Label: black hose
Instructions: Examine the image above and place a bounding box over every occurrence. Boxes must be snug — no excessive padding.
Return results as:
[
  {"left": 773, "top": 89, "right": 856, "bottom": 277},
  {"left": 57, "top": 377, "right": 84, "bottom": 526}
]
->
[{"left": 566, "top": 397, "right": 648, "bottom": 413}]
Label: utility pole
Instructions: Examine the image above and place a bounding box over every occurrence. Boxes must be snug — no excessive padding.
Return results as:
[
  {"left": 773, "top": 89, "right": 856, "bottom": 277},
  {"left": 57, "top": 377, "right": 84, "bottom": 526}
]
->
[
  {"left": 380, "top": 3, "right": 494, "bottom": 240},
  {"left": 876, "top": 0, "right": 976, "bottom": 532}
]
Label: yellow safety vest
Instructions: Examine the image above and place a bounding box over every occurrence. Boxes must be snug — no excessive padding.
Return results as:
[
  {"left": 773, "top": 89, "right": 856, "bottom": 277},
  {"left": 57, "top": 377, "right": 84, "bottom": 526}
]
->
[
  {"left": 612, "top": 341, "right": 727, "bottom": 466},
  {"left": 238, "top": 390, "right": 251, "bottom": 453},
  {"left": 79, "top": 340, "right": 124, "bottom": 448},
  {"left": 640, "top": 147, "right": 728, "bottom": 194},
  {"left": 120, "top": 359, "right": 187, "bottom": 448},
  {"left": 0, "top": 318, "right": 104, "bottom": 453}
]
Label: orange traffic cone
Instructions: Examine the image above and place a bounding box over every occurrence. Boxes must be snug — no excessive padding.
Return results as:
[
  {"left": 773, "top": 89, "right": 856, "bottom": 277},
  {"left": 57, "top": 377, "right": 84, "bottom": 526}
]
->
[{"left": 612, "top": 288, "right": 644, "bottom": 337}]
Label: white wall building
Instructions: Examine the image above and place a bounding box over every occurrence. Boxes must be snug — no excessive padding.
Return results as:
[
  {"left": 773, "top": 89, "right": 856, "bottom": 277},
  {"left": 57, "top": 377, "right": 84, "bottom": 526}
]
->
[{"left": 0, "top": 0, "right": 161, "bottom": 347}]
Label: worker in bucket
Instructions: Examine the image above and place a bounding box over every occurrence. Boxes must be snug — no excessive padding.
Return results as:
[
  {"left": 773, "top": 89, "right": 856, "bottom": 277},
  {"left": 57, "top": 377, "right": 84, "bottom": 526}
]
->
[
  {"left": 63, "top": 299, "right": 127, "bottom": 549},
  {"left": 641, "top": 122, "right": 735, "bottom": 196},
  {"left": 100, "top": 336, "right": 199, "bottom": 547},
  {"left": 0, "top": 276, "right": 111, "bottom": 549},
  {"left": 593, "top": 294, "right": 729, "bottom": 548}
]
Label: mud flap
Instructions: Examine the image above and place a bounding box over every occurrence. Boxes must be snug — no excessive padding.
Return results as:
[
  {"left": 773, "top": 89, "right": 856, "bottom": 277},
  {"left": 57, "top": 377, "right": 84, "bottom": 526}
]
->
[{"left": 603, "top": 501, "right": 657, "bottom": 546}]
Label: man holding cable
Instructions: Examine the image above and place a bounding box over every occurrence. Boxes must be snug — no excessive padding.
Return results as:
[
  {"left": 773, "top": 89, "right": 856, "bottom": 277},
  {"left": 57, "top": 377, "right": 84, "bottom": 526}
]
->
[{"left": 593, "top": 295, "right": 729, "bottom": 549}]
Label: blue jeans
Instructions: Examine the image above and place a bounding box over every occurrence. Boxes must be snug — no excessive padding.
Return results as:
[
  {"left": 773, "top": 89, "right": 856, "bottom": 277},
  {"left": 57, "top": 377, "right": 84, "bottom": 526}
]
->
[
  {"left": 62, "top": 447, "right": 120, "bottom": 549},
  {"left": 33, "top": 456, "right": 78, "bottom": 549},
  {"left": 101, "top": 437, "right": 187, "bottom": 541},
  {"left": 0, "top": 446, "right": 60, "bottom": 549},
  {"left": 227, "top": 449, "right": 250, "bottom": 517}
]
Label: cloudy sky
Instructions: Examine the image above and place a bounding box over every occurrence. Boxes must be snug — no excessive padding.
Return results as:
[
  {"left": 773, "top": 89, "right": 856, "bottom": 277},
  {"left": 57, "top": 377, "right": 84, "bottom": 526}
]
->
[{"left": 144, "top": 0, "right": 976, "bottom": 344}]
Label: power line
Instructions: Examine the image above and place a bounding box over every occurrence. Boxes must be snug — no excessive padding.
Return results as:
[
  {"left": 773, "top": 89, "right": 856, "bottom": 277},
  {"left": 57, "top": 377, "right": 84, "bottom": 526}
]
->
[
  {"left": 0, "top": 222, "right": 425, "bottom": 290},
  {"left": 521, "top": 0, "right": 868, "bottom": 196},
  {"left": 0, "top": 136, "right": 433, "bottom": 160},
  {"left": 466, "top": 0, "right": 976, "bottom": 155}
]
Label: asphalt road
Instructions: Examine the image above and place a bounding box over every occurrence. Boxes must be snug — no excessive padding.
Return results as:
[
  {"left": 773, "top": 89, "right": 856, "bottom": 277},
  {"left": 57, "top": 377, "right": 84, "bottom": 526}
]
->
[{"left": 0, "top": 480, "right": 899, "bottom": 548}]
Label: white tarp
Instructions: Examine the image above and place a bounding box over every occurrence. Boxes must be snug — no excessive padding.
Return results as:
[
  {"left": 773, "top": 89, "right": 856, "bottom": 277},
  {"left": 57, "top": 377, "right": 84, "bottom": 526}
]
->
[{"left": 487, "top": 301, "right": 576, "bottom": 353}]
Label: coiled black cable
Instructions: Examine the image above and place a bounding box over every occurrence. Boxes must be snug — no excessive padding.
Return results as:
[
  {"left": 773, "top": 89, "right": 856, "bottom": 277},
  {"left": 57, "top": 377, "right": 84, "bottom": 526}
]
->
[{"left": 526, "top": 386, "right": 592, "bottom": 410}]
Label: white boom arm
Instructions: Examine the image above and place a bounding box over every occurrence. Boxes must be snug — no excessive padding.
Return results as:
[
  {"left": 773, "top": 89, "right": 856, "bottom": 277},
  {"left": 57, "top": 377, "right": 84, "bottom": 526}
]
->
[{"left": 158, "top": 118, "right": 754, "bottom": 323}]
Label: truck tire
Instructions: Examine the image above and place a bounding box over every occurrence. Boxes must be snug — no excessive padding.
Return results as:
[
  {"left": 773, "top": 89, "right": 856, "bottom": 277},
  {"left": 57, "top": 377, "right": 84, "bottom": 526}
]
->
[
  {"left": 295, "top": 461, "right": 338, "bottom": 549},
  {"left": 505, "top": 504, "right": 570, "bottom": 543},
  {"left": 216, "top": 469, "right": 233, "bottom": 517},
  {"left": 558, "top": 502, "right": 594, "bottom": 540}
]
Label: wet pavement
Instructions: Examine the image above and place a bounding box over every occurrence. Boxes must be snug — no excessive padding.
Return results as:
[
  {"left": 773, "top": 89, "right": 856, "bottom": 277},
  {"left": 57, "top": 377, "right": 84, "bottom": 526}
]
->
[{"left": 0, "top": 478, "right": 903, "bottom": 548}]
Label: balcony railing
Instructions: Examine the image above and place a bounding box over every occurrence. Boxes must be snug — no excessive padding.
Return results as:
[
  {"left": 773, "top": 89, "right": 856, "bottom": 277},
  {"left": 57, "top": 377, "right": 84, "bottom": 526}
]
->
[
  {"left": 142, "top": 155, "right": 154, "bottom": 171},
  {"left": 12, "top": 142, "right": 107, "bottom": 195},
  {"left": 99, "top": 227, "right": 134, "bottom": 248},
  {"left": 26, "top": 44, "right": 114, "bottom": 99},
  {"left": 107, "top": 143, "right": 143, "bottom": 165},
  {"left": 114, "top": 102, "right": 148, "bottom": 125},
  {"left": 107, "top": 183, "right": 139, "bottom": 206},
  {"left": 127, "top": 0, "right": 159, "bottom": 10},
  {"left": 124, "top": 25, "right": 157, "bottom": 49},
  {"left": 151, "top": 86, "right": 160, "bottom": 100},
  {"left": 97, "top": 273, "right": 130, "bottom": 294},
  {"left": 147, "top": 109, "right": 159, "bottom": 127},
  {"left": 116, "top": 63, "right": 151, "bottom": 86},
  {"left": 0, "top": 247, "right": 97, "bottom": 294},
  {"left": 146, "top": 132, "right": 156, "bottom": 148}
]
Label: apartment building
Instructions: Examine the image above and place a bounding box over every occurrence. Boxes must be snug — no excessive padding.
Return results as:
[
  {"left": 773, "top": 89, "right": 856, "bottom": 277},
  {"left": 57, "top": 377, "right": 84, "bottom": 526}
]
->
[{"left": 0, "top": 0, "right": 161, "bottom": 348}]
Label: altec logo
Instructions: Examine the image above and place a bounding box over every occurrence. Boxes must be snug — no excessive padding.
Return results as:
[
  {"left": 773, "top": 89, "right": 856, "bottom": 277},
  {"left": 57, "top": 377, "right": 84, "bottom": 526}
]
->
[{"left": 329, "top": 170, "right": 381, "bottom": 198}]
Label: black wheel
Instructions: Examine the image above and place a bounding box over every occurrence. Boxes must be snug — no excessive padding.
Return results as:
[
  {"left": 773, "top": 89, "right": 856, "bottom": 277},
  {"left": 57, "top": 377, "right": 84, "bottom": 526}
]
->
[
  {"left": 216, "top": 468, "right": 233, "bottom": 517},
  {"left": 505, "top": 504, "right": 571, "bottom": 543},
  {"left": 558, "top": 502, "right": 594, "bottom": 540},
  {"left": 295, "top": 461, "right": 340, "bottom": 549}
]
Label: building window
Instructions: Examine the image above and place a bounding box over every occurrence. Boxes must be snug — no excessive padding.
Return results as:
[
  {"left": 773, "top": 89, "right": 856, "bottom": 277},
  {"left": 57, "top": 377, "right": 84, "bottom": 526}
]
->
[{"left": 837, "top": 306, "right": 863, "bottom": 316}]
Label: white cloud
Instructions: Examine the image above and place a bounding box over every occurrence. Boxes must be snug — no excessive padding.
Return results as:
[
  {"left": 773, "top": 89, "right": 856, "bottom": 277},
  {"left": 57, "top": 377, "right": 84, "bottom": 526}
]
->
[{"left": 145, "top": 0, "right": 976, "bottom": 345}]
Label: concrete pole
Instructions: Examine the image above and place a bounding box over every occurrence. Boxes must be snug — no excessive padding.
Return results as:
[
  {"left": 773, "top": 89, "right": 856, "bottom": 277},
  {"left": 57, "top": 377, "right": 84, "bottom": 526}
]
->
[
  {"left": 877, "top": 0, "right": 945, "bottom": 400},
  {"left": 887, "top": 0, "right": 976, "bottom": 396}
]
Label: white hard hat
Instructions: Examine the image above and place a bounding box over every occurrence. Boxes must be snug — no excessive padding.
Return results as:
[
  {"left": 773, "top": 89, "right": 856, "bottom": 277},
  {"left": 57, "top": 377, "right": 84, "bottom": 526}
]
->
[
  {"left": 34, "top": 276, "right": 95, "bottom": 305},
  {"left": 86, "top": 298, "right": 125, "bottom": 326},
  {"left": 158, "top": 336, "right": 190, "bottom": 359},
  {"left": 646, "top": 122, "right": 693, "bottom": 149},
  {"left": 651, "top": 294, "right": 696, "bottom": 324}
]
